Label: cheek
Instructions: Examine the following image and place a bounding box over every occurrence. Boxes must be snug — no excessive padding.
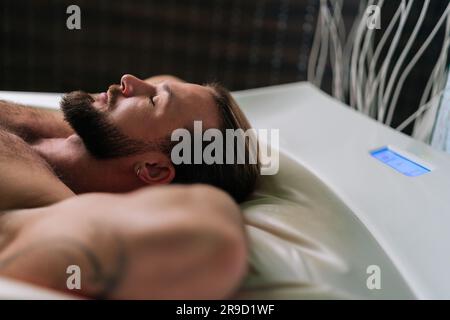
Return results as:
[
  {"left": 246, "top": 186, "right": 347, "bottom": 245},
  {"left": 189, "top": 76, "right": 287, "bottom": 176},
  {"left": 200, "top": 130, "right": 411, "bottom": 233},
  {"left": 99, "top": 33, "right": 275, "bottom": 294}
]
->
[{"left": 109, "top": 101, "right": 153, "bottom": 139}]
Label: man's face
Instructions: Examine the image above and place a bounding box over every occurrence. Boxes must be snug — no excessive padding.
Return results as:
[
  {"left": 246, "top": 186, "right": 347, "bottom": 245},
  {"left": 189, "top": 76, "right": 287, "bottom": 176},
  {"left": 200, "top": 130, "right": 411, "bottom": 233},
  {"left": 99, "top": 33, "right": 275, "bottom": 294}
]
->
[{"left": 61, "top": 74, "right": 220, "bottom": 158}]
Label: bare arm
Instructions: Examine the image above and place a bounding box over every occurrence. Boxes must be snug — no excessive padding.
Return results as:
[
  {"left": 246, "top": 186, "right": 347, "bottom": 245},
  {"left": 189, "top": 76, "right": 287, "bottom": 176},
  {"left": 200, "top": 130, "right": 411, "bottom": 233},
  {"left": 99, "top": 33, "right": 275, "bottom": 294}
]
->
[
  {"left": 0, "top": 185, "right": 248, "bottom": 299},
  {"left": 0, "top": 100, "right": 73, "bottom": 143}
]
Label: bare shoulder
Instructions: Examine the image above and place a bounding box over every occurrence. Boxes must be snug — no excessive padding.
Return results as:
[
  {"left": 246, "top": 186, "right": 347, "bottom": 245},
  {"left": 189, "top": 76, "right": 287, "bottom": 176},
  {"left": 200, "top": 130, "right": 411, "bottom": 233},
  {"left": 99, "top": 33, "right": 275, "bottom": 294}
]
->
[{"left": 0, "top": 128, "right": 74, "bottom": 211}]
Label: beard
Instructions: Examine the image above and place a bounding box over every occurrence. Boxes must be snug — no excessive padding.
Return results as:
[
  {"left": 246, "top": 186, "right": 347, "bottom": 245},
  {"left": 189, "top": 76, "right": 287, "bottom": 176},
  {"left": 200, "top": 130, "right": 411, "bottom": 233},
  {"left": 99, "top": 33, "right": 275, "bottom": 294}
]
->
[{"left": 60, "top": 89, "right": 151, "bottom": 159}]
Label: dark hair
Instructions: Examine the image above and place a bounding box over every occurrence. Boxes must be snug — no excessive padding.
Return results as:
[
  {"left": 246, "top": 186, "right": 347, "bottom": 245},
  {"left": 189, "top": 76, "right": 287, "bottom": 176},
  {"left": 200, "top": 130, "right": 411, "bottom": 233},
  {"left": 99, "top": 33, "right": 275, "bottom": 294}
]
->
[{"left": 162, "top": 83, "right": 260, "bottom": 203}]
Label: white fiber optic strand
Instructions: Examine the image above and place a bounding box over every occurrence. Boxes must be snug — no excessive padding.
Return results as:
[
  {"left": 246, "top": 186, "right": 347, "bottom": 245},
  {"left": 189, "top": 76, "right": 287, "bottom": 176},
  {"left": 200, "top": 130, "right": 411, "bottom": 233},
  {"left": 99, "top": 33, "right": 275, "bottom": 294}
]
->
[
  {"left": 437, "top": 13, "right": 450, "bottom": 94},
  {"left": 309, "top": 0, "right": 345, "bottom": 100},
  {"left": 385, "top": 2, "right": 450, "bottom": 126},
  {"left": 419, "top": 56, "right": 448, "bottom": 110},
  {"left": 366, "top": 35, "right": 375, "bottom": 63},
  {"left": 413, "top": 70, "right": 448, "bottom": 140},
  {"left": 350, "top": 1, "right": 373, "bottom": 110},
  {"left": 363, "top": 1, "right": 381, "bottom": 90},
  {"left": 322, "top": 2, "right": 344, "bottom": 100},
  {"left": 327, "top": 24, "right": 343, "bottom": 99},
  {"left": 413, "top": 16, "right": 450, "bottom": 137},
  {"left": 426, "top": 36, "right": 449, "bottom": 105},
  {"left": 308, "top": 0, "right": 329, "bottom": 87},
  {"left": 396, "top": 89, "right": 445, "bottom": 132},
  {"left": 383, "top": 0, "right": 430, "bottom": 125},
  {"left": 330, "top": 0, "right": 345, "bottom": 100},
  {"left": 376, "top": 1, "right": 410, "bottom": 121},
  {"left": 377, "top": 0, "right": 412, "bottom": 122},
  {"left": 357, "top": 0, "right": 379, "bottom": 112},
  {"left": 419, "top": 64, "right": 438, "bottom": 109},
  {"left": 355, "top": 0, "right": 376, "bottom": 111},
  {"left": 349, "top": 1, "right": 371, "bottom": 109},
  {"left": 308, "top": 0, "right": 449, "bottom": 141},
  {"left": 432, "top": 52, "right": 449, "bottom": 97},
  {"left": 314, "top": 0, "right": 331, "bottom": 87},
  {"left": 332, "top": 0, "right": 346, "bottom": 44},
  {"left": 307, "top": 2, "right": 323, "bottom": 83},
  {"left": 430, "top": 16, "right": 450, "bottom": 98},
  {"left": 364, "top": 3, "right": 404, "bottom": 115},
  {"left": 390, "top": 4, "right": 450, "bottom": 128},
  {"left": 418, "top": 15, "right": 449, "bottom": 109},
  {"left": 342, "top": 0, "right": 369, "bottom": 99},
  {"left": 434, "top": 45, "right": 449, "bottom": 97}
]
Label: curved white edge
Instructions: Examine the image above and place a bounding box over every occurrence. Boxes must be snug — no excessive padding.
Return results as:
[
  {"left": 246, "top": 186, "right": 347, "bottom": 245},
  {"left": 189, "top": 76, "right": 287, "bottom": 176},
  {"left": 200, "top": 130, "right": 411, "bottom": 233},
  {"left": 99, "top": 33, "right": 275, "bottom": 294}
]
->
[
  {"left": 233, "top": 81, "right": 450, "bottom": 299},
  {"left": 0, "top": 277, "right": 76, "bottom": 300},
  {"left": 0, "top": 91, "right": 62, "bottom": 109}
]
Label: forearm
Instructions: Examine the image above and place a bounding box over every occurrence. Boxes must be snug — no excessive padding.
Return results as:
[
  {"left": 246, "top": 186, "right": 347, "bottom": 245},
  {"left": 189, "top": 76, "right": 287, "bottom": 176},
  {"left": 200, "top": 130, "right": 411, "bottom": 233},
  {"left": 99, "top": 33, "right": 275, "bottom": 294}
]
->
[
  {"left": 0, "top": 100, "right": 73, "bottom": 142},
  {"left": 0, "top": 185, "right": 248, "bottom": 299},
  {"left": 113, "top": 185, "right": 248, "bottom": 299}
]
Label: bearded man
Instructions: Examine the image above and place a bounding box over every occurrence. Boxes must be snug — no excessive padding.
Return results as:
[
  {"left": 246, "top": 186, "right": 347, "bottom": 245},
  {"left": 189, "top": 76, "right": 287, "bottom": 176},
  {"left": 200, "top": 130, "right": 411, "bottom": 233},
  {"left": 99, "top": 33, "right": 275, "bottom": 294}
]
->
[{"left": 0, "top": 74, "right": 259, "bottom": 299}]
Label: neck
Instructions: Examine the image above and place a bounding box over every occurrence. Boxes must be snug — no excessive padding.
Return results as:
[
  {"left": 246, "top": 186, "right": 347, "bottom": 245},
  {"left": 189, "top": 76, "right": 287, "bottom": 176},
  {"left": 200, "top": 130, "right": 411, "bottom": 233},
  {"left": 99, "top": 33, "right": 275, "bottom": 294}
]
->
[{"left": 31, "top": 135, "right": 140, "bottom": 194}]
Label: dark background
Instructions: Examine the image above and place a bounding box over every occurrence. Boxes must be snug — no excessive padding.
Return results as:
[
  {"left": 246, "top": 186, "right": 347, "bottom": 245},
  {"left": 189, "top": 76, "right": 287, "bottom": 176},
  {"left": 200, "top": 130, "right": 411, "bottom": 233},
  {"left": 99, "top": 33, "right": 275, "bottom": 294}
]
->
[{"left": 1, "top": 0, "right": 448, "bottom": 135}]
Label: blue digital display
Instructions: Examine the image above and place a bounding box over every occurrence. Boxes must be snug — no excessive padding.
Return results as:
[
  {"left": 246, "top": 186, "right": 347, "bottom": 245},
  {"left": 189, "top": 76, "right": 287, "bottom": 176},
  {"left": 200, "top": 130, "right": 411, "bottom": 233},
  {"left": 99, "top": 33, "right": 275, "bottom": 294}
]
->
[{"left": 370, "top": 147, "right": 431, "bottom": 177}]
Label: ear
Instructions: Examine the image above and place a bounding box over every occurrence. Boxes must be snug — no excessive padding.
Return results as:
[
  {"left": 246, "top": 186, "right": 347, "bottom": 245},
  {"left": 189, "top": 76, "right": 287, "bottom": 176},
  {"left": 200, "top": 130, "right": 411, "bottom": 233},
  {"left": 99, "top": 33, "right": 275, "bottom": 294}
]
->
[{"left": 134, "top": 157, "right": 175, "bottom": 185}]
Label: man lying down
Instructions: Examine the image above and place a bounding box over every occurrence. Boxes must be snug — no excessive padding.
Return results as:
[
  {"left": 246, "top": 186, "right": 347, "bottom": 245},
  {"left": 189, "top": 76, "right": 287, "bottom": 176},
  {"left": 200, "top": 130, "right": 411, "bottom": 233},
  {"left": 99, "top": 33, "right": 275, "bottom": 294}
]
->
[{"left": 0, "top": 74, "right": 260, "bottom": 299}]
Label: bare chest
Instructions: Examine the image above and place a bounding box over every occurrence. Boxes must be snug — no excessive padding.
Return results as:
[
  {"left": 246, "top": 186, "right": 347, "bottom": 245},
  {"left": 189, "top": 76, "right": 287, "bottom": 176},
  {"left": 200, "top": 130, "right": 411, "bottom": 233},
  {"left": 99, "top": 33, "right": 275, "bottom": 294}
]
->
[{"left": 0, "top": 128, "right": 71, "bottom": 210}]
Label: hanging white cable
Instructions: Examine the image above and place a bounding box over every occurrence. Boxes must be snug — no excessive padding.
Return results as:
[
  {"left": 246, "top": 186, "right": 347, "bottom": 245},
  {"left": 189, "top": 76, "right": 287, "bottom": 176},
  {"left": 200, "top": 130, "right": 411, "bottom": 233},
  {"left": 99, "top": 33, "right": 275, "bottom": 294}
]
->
[
  {"left": 418, "top": 21, "right": 450, "bottom": 110},
  {"left": 385, "top": 2, "right": 450, "bottom": 127},
  {"left": 309, "top": 0, "right": 344, "bottom": 90},
  {"left": 331, "top": 0, "right": 346, "bottom": 45},
  {"left": 322, "top": 1, "right": 345, "bottom": 100},
  {"left": 364, "top": 32, "right": 377, "bottom": 117},
  {"left": 413, "top": 69, "right": 448, "bottom": 141},
  {"left": 314, "top": 0, "right": 330, "bottom": 87},
  {"left": 419, "top": 66, "right": 437, "bottom": 109},
  {"left": 420, "top": 26, "right": 449, "bottom": 110},
  {"left": 357, "top": 0, "right": 379, "bottom": 113},
  {"left": 349, "top": 2, "right": 369, "bottom": 109},
  {"left": 377, "top": 0, "right": 412, "bottom": 122},
  {"left": 363, "top": 0, "right": 380, "bottom": 70},
  {"left": 308, "top": 0, "right": 450, "bottom": 140},
  {"left": 430, "top": 17, "right": 450, "bottom": 98},
  {"left": 362, "top": 0, "right": 384, "bottom": 83},
  {"left": 412, "top": 14, "right": 450, "bottom": 139},
  {"left": 396, "top": 89, "right": 445, "bottom": 132},
  {"left": 350, "top": 1, "right": 372, "bottom": 110},
  {"left": 342, "top": 0, "right": 368, "bottom": 100},
  {"left": 382, "top": 0, "right": 429, "bottom": 125},
  {"left": 432, "top": 54, "right": 449, "bottom": 96},
  {"left": 307, "top": 2, "right": 324, "bottom": 83},
  {"left": 364, "top": 3, "right": 404, "bottom": 115},
  {"left": 354, "top": 0, "right": 377, "bottom": 112},
  {"left": 420, "top": 56, "right": 448, "bottom": 110},
  {"left": 330, "top": 0, "right": 345, "bottom": 100}
]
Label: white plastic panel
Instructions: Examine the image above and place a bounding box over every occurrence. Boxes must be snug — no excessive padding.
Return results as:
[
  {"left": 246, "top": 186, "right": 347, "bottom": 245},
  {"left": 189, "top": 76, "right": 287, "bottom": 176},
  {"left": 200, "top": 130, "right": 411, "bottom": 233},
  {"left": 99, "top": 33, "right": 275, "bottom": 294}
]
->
[{"left": 234, "top": 82, "right": 450, "bottom": 299}]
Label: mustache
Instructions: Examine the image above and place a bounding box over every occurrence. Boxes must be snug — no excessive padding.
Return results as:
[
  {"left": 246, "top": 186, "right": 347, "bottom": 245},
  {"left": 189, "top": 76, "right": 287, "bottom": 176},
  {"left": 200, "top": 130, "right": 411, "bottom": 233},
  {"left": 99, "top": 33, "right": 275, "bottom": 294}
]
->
[
  {"left": 107, "top": 84, "right": 122, "bottom": 109},
  {"left": 60, "top": 90, "right": 151, "bottom": 159}
]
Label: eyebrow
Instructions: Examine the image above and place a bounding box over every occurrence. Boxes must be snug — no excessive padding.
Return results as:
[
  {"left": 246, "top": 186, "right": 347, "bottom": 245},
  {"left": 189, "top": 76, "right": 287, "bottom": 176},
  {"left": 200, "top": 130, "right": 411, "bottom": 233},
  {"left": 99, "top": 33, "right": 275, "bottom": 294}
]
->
[{"left": 162, "top": 83, "right": 174, "bottom": 105}]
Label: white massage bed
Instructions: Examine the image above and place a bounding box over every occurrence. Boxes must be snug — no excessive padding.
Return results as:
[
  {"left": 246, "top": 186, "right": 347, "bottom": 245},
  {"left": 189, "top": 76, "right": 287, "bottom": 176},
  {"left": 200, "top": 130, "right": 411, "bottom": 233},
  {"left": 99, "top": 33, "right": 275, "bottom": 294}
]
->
[{"left": 1, "top": 82, "right": 450, "bottom": 299}]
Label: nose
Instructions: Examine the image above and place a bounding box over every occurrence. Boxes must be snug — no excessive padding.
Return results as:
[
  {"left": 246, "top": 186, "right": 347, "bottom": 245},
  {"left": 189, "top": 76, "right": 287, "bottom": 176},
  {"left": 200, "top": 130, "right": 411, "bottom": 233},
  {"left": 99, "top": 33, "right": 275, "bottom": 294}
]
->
[{"left": 120, "top": 74, "right": 155, "bottom": 97}]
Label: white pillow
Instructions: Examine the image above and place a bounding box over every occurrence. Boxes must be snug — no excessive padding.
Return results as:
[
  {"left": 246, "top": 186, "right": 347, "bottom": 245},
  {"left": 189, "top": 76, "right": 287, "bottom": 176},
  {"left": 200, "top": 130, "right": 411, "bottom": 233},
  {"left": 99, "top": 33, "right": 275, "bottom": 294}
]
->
[{"left": 235, "top": 152, "right": 414, "bottom": 299}]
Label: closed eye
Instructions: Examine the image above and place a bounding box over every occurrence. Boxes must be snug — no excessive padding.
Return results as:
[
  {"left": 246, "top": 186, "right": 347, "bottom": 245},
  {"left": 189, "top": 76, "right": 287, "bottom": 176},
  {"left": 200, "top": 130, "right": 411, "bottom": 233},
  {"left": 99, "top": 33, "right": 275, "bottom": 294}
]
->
[{"left": 149, "top": 96, "right": 156, "bottom": 107}]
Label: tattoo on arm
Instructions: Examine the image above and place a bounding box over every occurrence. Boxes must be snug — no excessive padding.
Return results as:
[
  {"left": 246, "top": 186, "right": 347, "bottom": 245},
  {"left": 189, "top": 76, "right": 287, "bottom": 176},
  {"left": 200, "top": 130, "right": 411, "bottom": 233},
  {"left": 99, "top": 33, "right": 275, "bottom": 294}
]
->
[{"left": 0, "top": 230, "right": 128, "bottom": 299}]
